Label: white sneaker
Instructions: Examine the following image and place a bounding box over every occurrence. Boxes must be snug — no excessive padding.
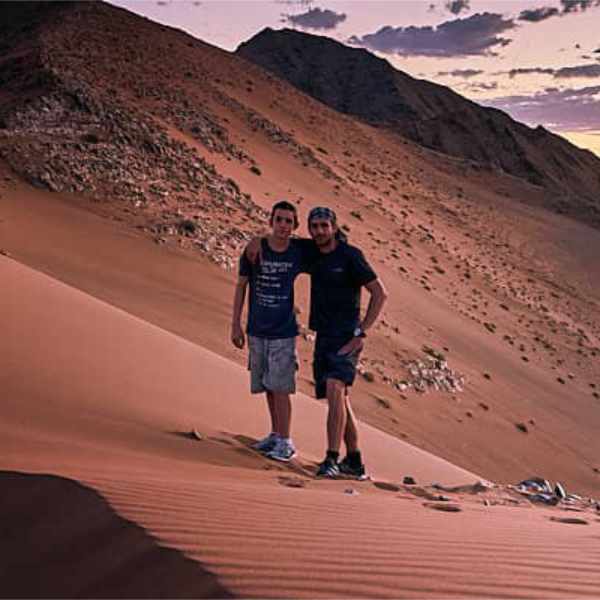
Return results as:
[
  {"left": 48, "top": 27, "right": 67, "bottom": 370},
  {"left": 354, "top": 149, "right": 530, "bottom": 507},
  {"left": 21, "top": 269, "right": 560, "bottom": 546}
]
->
[
  {"left": 267, "top": 438, "right": 297, "bottom": 462},
  {"left": 251, "top": 433, "right": 279, "bottom": 453}
]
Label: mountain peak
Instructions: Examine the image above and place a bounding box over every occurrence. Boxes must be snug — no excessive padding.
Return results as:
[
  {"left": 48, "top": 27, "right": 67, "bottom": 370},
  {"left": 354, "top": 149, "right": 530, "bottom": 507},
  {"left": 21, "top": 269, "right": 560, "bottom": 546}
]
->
[{"left": 238, "top": 27, "right": 600, "bottom": 220}]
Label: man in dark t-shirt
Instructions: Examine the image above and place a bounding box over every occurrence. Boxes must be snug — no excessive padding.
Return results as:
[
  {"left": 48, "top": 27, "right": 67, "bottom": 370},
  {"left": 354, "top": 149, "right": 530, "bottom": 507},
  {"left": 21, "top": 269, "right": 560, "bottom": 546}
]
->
[
  {"left": 231, "top": 201, "right": 308, "bottom": 463},
  {"left": 306, "top": 207, "right": 388, "bottom": 479}
]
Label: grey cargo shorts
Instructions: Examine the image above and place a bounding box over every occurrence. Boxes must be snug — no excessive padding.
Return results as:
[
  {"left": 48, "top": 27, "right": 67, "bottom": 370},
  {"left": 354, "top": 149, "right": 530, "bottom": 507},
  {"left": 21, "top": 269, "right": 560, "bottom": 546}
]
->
[{"left": 248, "top": 336, "right": 298, "bottom": 394}]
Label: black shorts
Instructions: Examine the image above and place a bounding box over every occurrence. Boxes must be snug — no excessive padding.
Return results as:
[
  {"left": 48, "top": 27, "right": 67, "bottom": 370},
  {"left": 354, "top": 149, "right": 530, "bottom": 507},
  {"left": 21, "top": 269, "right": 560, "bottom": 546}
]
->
[{"left": 313, "top": 334, "right": 362, "bottom": 399}]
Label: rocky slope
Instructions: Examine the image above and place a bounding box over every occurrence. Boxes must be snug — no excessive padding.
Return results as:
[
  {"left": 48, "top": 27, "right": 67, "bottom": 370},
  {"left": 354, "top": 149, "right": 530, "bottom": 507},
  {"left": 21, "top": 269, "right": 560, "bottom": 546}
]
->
[{"left": 237, "top": 28, "right": 600, "bottom": 227}]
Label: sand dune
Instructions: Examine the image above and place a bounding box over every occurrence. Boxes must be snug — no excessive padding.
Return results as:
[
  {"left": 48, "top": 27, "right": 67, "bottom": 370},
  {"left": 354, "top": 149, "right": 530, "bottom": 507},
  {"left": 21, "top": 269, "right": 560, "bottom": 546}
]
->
[
  {"left": 0, "top": 254, "right": 475, "bottom": 484},
  {"left": 3, "top": 252, "right": 600, "bottom": 598}
]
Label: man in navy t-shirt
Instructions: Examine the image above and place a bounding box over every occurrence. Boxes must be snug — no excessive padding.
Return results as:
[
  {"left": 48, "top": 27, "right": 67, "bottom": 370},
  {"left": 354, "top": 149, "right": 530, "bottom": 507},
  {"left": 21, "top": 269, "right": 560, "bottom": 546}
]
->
[
  {"left": 306, "top": 207, "right": 388, "bottom": 479},
  {"left": 231, "top": 200, "right": 307, "bottom": 462}
]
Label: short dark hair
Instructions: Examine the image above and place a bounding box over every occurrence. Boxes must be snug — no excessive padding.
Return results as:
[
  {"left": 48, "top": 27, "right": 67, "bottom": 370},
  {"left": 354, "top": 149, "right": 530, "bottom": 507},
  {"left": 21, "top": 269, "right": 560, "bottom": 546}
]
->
[{"left": 270, "top": 200, "right": 299, "bottom": 228}]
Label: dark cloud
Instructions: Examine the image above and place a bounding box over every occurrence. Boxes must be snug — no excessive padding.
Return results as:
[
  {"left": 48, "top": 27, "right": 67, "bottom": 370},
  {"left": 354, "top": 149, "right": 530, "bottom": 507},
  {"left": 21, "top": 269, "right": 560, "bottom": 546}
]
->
[
  {"left": 286, "top": 7, "right": 346, "bottom": 30},
  {"left": 506, "top": 67, "right": 557, "bottom": 78},
  {"left": 437, "top": 69, "right": 483, "bottom": 78},
  {"left": 516, "top": 0, "right": 599, "bottom": 24},
  {"left": 555, "top": 64, "right": 600, "bottom": 77},
  {"left": 560, "top": 0, "right": 600, "bottom": 13},
  {"left": 499, "top": 64, "right": 600, "bottom": 79},
  {"left": 483, "top": 85, "right": 600, "bottom": 130},
  {"left": 445, "top": 0, "right": 470, "bottom": 15},
  {"left": 461, "top": 81, "right": 498, "bottom": 92},
  {"left": 348, "top": 13, "right": 515, "bottom": 57},
  {"left": 518, "top": 6, "right": 559, "bottom": 21}
]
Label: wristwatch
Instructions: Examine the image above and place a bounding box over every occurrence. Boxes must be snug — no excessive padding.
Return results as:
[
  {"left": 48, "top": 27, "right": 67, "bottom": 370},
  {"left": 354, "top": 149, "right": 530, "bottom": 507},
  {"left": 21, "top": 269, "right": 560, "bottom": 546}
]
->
[{"left": 353, "top": 326, "right": 366, "bottom": 338}]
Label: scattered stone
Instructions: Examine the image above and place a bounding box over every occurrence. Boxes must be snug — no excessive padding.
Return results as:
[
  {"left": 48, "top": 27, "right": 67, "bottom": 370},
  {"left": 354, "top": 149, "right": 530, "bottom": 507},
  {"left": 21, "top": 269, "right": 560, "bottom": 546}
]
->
[
  {"left": 557, "top": 377, "right": 566, "bottom": 384},
  {"left": 190, "top": 429, "right": 203, "bottom": 440},
  {"left": 399, "top": 354, "right": 465, "bottom": 394},
  {"left": 0, "top": 249, "right": 11, "bottom": 257},
  {"left": 517, "top": 477, "right": 552, "bottom": 495},
  {"left": 362, "top": 371, "right": 375, "bottom": 383},
  {"left": 479, "top": 402, "right": 490, "bottom": 411},
  {"left": 515, "top": 422, "right": 529, "bottom": 433},
  {"left": 554, "top": 482, "right": 567, "bottom": 499},
  {"left": 403, "top": 476, "right": 416, "bottom": 485},
  {"left": 483, "top": 372, "right": 491, "bottom": 380},
  {"left": 344, "top": 488, "right": 359, "bottom": 495},
  {"left": 483, "top": 322, "right": 497, "bottom": 333},
  {"left": 376, "top": 396, "right": 391, "bottom": 409}
]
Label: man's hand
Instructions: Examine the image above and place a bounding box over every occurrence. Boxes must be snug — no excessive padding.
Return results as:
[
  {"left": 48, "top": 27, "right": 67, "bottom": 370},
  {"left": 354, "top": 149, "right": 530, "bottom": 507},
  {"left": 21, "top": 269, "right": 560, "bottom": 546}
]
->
[
  {"left": 246, "top": 237, "right": 263, "bottom": 264},
  {"left": 337, "top": 336, "right": 364, "bottom": 356},
  {"left": 231, "top": 323, "right": 245, "bottom": 349}
]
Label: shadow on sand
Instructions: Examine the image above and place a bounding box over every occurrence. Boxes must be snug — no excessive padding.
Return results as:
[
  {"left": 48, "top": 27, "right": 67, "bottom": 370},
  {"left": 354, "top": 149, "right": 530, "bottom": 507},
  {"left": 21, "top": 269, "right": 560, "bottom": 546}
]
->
[{"left": 0, "top": 471, "right": 233, "bottom": 599}]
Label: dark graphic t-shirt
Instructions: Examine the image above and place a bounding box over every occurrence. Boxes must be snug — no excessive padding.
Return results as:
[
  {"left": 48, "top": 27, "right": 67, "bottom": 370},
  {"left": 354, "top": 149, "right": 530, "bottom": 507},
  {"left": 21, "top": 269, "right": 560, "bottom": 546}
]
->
[
  {"left": 307, "top": 242, "right": 377, "bottom": 337},
  {"left": 239, "top": 238, "right": 309, "bottom": 339}
]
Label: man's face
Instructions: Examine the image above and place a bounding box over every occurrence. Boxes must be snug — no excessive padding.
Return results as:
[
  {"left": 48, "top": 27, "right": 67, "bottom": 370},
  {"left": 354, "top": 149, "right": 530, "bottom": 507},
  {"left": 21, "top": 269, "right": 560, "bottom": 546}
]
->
[
  {"left": 309, "top": 217, "right": 336, "bottom": 247},
  {"left": 271, "top": 208, "right": 296, "bottom": 240}
]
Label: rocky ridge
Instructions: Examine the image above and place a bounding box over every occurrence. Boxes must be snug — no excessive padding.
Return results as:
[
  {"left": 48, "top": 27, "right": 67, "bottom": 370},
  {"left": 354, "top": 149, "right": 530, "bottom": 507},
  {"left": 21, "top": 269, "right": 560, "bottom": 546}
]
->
[{"left": 237, "top": 28, "right": 600, "bottom": 228}]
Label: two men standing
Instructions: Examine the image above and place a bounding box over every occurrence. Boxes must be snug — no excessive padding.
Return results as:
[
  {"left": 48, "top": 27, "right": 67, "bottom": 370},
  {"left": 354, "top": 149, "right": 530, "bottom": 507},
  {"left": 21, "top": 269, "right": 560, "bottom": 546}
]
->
[{"left": 231, "top": 202, "right": 387, "bottom": 478}]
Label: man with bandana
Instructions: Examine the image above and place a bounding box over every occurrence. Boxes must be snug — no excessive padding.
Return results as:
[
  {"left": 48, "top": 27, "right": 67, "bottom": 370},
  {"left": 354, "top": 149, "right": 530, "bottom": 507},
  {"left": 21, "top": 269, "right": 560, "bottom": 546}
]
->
[
  {"left": 305, "top": 207, "right": 387, "bottom": 478},
  {"left": 246, "top": 207, "right": 387, "bottom": 479}
]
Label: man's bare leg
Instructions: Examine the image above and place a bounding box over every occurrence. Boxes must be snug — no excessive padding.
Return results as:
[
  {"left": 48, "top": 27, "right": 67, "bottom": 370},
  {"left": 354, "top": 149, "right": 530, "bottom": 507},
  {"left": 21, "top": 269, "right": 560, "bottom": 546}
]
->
[
  {"left": 266, "top": 390, "right": 279, "bottom": 435},
  {"left": 326, "top": 378, "right": 347, "bottom": 453},
  {"left": 272, "top": 392, "right": 291, "bottom": 438},
  {"left": 343, "top": 392, "right": 359, "bottom": 453}
]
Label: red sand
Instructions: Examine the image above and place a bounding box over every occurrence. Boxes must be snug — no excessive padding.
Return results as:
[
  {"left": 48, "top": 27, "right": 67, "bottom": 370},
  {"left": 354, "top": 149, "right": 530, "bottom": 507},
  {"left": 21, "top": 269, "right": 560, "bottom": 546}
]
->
[{"left": 2, "top": 239, "right": 600, "bottom": 598}]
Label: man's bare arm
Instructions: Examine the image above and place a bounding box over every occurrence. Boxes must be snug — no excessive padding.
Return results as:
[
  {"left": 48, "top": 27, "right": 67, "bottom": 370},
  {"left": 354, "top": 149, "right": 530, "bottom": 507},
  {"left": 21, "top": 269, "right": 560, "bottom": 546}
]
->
[
  {"left": 337, "top": 278, "right": 388, "bottom": 355},
  {"left": 360, "top": 278, "right": 388, "bottom": 333},
  {"left": 231, "top": 276, "right": 249, "bottom": 349}
]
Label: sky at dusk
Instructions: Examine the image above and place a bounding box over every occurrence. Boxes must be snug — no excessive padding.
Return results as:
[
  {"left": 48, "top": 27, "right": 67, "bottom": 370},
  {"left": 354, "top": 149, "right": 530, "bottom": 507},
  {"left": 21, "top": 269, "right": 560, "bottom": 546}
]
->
[{"left": 110, "top": 0, "right": 600, "bottom": 156}]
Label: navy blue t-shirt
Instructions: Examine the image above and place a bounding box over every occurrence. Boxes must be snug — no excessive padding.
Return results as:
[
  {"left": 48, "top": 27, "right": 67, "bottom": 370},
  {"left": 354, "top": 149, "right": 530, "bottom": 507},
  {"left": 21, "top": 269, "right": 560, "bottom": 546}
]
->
[
  {"left": 239, "top": 238, "right": 308, "bottom": 339},
  {"left": 307, "top": 242, "right": 377, "bottom": 337}
]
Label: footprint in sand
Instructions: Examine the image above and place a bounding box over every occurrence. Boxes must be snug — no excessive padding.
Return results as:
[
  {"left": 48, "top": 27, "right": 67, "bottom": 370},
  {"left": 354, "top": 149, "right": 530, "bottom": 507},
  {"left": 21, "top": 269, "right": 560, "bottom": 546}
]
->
[
  {"left": 208, "top": 436, "right": 235, "bottom": 446},
  {"left": 278, "top": 476, "right": 308, "bottom": 488},
  {"left": 423, "top": 502, "right": 462, "bottom": 513},
  {"left": 549, "top": 516, "right": 588, "bottom": 525},
  {"left": 374, "top": 481, "right": 401, "bottom": 492}
]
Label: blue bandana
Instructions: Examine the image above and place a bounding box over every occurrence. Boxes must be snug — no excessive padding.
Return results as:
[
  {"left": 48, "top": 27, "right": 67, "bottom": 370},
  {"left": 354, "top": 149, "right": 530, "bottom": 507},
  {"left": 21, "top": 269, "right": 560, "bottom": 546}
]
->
[{"left": 308, "top": 206, "right": 337, "bottom": 224}]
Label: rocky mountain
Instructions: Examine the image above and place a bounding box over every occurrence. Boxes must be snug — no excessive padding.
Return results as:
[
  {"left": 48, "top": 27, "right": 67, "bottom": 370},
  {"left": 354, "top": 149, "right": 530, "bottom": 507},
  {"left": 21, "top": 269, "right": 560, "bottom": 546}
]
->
[{"left": 237, "top": 28, "right": 600, "bottom": 225}]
